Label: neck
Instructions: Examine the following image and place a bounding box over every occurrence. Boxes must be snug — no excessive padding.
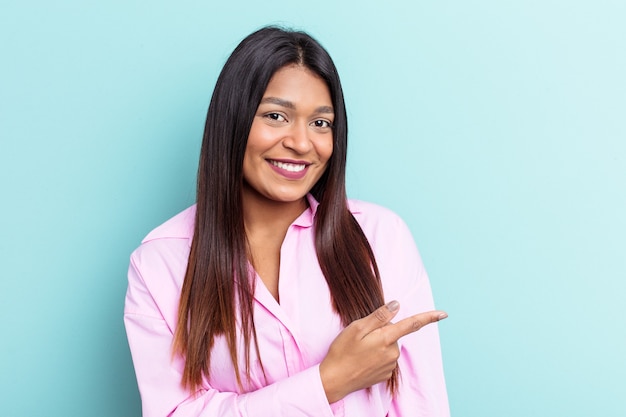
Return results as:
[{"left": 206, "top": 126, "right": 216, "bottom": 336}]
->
[{"left": 242, "top": 188, "right": 308, "bottom": 236}]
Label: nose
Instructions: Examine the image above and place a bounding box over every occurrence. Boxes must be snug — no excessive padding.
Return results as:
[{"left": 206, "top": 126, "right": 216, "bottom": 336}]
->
[{"left": 282, "top": 121, "right": 312, "bottom": 154}]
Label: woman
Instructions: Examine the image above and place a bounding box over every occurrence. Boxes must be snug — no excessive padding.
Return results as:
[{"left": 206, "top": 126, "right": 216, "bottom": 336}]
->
[{"left": 124, "top": 26, "right": 449, "bottom": 417}]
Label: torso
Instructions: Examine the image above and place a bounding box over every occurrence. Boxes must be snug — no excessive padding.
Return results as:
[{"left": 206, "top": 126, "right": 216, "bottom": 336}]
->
[
  {"left": 242, "top": 192, "right": 309, "bottom": 303},
  {"left": 247, "top": 231, "right": 284, "bottom": 302}
]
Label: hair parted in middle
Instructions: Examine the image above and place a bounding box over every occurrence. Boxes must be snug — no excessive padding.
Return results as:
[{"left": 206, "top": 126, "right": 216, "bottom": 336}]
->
[{"left": 173, "top": 26, "right": 398, "bottom": 395}]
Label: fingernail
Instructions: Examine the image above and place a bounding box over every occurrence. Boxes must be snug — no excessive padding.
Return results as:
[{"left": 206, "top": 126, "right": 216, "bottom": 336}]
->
[
  {"left": 386, "top": 300, "right": 400, "bottom": 312},
  {"left": 438, "top": 312, "right": 448, "bottom": 321}
]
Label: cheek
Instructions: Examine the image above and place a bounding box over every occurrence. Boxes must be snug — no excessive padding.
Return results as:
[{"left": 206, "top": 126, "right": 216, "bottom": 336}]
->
[
  {"left": 244, "top": 135, "right": 273, "bottom": 171},
  {"left": 246, "top": 120, "right": 275, "bottom": 150},
  {"left": 318, "top": 137, "right": 334, "bottom": 162}
]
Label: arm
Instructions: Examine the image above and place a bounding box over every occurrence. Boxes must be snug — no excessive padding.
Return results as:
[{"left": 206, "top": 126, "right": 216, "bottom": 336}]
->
[
  {"left": 124, "top": 255, "right": 335, "bottom": 417},
  {"left": 383, "top": 217, "right": 450, "bottom": 417},
  {"left": 387, "top": 271, "right": 450, "bottom": 416}
]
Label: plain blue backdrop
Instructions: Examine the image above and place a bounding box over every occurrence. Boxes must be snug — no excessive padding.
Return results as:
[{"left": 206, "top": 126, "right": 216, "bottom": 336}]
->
[{"left": 1, "top": 1, "right": 625, "bottom": 416}]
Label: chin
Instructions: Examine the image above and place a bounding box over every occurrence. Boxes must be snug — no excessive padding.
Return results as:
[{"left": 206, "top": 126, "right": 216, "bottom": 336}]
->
[
  {"left": 268, "top": 193, "right": 308, "bottom": 203},
  {"left": 243, "top": 181, "right": 312, "bottom": 205}
]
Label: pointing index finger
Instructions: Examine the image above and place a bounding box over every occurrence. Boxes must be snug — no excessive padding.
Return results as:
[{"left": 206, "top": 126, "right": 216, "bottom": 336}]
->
[{"left": 384, "top": 310, "right": 448, "bottom": 342}]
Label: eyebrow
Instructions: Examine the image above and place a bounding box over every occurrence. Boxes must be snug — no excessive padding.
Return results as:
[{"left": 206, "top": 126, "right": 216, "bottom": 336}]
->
[{"left": 260, "top": 97, "right": 334, "bottom": 114}]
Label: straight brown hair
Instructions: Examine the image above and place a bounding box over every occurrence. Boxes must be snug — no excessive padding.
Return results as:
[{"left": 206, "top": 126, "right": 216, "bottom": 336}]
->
[{"left": 173, "top": 26, "right": 398, "bottom": 396}]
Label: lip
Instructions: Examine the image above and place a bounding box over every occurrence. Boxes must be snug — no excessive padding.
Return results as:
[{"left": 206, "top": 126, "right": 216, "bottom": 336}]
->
[{"left": 266, "top": 158, "right": 311, "bottom": 180}]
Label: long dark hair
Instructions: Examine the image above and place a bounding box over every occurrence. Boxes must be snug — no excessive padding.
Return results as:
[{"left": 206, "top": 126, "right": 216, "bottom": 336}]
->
[{"left": 173, "top": 26, "right": 397, "bottom": 395}]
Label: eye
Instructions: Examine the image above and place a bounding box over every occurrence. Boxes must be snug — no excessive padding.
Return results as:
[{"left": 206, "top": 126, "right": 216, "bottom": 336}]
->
[
  {"left": 265, "top": 112, "right": 287, "bottom": 122},
  {"left": 311, "top": 119, "right": 333, "bottom": 130}
]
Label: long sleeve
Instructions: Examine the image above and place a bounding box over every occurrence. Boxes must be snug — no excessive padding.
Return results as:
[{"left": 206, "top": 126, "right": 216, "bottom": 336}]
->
[
  {"left": 387, "top": 254, "right": 449, "bottom": 417},
  {"left": 124, "top": 251, "right": 335, "bottom": 417},
  {"left": 358, "top": 205, "right": 450, "bottom": 417}
]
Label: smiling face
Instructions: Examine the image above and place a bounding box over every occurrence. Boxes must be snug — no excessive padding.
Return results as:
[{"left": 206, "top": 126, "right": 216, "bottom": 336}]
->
[{"left": 242, "top": 64, "right": 334, "bottom": 207}]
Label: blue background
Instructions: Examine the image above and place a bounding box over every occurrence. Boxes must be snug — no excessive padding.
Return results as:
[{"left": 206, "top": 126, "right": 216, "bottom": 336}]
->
[{"left": 1, "top": 1, "right": 624, "bottom": 416}]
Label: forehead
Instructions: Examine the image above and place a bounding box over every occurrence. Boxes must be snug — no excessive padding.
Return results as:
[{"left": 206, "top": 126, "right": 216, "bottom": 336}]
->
[{"left": 262, "top": 65, "right": 332, "bottom": 106}]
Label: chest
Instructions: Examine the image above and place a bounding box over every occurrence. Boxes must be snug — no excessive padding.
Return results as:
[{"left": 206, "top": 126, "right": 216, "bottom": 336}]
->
[
  {"left": 208, "top": 252, "right": 343, "bottom": 393},
  {"left": 249, "top": 240, "right": 281, "bottom": 302}
]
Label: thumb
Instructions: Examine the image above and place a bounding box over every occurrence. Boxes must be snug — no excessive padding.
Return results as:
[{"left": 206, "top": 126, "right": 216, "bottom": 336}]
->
[{"left": 354, "top": 300, "right": 400, "bottom": 336}]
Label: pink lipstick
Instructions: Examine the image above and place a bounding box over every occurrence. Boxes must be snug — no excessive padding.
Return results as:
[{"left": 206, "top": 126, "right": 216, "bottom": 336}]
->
[{"left": 267, "top": 159, "right": 310, "bottom": 180}]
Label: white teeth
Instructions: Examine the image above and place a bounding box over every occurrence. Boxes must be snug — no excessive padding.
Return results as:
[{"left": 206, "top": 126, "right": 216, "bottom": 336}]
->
[{"left": 270, "top": 160, "right": 306, "bottom": 172}]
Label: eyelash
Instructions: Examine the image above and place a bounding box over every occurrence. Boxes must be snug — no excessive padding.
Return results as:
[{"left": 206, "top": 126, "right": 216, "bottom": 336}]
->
[
  {"left": 264, "top": 113, "right": 333, "bottom": 130},
  {"left": 265, "top": 113, "right": 287, "bottom": 122},
  {"left": 312, "top": 120, "right": 333, "bottom": 129}
]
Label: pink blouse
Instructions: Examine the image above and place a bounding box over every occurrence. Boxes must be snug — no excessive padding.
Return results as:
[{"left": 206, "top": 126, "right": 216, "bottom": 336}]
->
[{"left": 124, "top": 195, "right": 449, "bottom": 416}]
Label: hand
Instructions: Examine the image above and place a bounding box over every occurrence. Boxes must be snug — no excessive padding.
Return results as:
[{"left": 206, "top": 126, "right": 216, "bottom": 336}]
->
[{"left": 319, "top": 301, "right": 447, "bottom": 403}]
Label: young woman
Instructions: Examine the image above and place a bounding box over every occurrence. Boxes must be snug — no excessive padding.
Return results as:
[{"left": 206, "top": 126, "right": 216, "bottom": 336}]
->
[{"left": 124, "top": 26, "right": 449, "bottom": 417}]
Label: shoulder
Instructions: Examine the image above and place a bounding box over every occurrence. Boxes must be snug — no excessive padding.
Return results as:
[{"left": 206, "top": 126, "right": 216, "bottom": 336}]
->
[
  {"left": 347, "top": 200, "right": 429, "bottom": 311},
  {"left": 347, "top": 198, "right": 422, "bottom": 273},
  {"left": 347, "top": 199, "right": 410, "bottom": 236},
  {"left": 141, "top": 205, "right": 196, "bottom": 244},
  {"left": 126, "top": 206, "right": 196, "bottom": 324},
  {"left": 129, "top": 205, "right": 196, "bottom": 282}
]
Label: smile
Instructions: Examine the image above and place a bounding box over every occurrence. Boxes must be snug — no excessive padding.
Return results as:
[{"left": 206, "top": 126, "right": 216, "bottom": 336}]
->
[{"left": 269, "top": 160, "right": 307, "bottom": 172}]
